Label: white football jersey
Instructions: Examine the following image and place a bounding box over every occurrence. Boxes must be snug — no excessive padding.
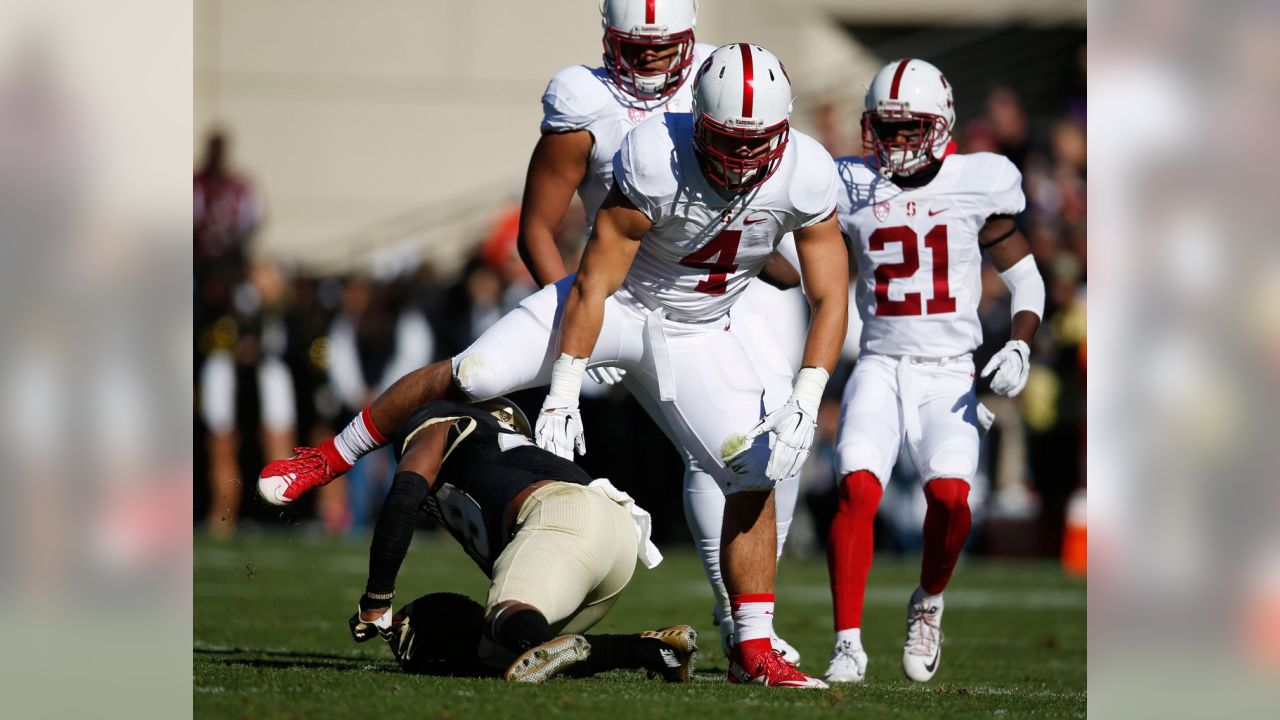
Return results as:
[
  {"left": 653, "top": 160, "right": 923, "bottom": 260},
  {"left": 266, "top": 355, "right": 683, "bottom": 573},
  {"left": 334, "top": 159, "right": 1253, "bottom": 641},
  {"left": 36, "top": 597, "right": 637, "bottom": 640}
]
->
[
  {"left": 613, "top": 112, "right": 838, "bottom": 324},
  {"left": 835, "top": 152, "right": 1025, "bottom": 357},
  {"left": 540, "top": 44, "right": 716, "bottom": 234}
]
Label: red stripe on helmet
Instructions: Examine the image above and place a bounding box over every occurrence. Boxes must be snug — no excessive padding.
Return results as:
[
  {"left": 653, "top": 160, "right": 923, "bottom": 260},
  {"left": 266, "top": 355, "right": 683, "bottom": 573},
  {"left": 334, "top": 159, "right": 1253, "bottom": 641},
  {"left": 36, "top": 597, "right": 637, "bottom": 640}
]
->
[
  {"left": 889, "top": 59, "right": 909, "bottom": 99},
  {"left": 739, "top": 43, "right": 754, "bottom": 117},
  {"left": 646, "top": 0, "right": 655, "bottom": 24}
]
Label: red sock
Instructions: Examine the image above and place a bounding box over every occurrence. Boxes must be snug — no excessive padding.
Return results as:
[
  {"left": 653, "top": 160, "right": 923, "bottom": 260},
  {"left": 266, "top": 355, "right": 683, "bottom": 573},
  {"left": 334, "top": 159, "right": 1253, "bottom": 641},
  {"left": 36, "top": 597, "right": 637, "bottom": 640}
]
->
[
  {"left": 921, "top": 478, "right": 972, "bottom": 595},
  {"left": 730, "top": 593, "right": 775, "bottom": 667},
  {"left": 828, "top": 471, "right": 883, "bottom": 632}
]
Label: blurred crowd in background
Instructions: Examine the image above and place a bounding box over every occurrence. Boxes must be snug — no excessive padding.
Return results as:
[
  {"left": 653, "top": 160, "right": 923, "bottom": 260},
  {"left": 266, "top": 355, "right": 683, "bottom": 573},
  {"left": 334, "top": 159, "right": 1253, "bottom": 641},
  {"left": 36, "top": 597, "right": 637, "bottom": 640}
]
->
[{"left": 194, "top": 75, "right": 1086, "bottom": 562}]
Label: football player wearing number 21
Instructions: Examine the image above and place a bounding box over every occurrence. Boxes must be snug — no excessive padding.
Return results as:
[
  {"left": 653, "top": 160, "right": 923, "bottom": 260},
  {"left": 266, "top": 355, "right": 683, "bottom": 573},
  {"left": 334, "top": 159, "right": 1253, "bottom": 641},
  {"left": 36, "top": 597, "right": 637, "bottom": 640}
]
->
[{"left": 822, "top": 59, "right": 1044, "bottom": 684}]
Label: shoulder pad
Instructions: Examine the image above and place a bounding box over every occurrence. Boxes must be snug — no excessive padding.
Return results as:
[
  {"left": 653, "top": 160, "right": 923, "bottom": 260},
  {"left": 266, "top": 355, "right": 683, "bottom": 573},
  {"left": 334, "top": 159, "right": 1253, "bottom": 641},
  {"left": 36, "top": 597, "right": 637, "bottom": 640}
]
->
[{"left": 542, "top": 65, "right": 613, "bottom": 133}]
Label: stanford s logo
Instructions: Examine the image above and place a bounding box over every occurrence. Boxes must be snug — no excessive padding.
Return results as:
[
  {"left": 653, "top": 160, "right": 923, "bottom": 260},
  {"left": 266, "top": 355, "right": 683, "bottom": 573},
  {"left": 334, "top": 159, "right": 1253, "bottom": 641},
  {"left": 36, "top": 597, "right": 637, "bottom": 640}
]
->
[{"left": 873, "top": 201, "right": 890, "bottom": 222}]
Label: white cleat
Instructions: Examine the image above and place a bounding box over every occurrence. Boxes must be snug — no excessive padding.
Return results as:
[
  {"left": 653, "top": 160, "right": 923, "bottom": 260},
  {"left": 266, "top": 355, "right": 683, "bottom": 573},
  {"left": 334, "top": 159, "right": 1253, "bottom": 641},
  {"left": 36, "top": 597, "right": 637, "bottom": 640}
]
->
[
  {"left": 902, "top": 588, "right": 944, "bottom": 682},
  {"left": 823, "top": 638, "right": 868, "bottom": 683},
  {"left": 715, "top": 605, "right": 801, "bottom": 665}
]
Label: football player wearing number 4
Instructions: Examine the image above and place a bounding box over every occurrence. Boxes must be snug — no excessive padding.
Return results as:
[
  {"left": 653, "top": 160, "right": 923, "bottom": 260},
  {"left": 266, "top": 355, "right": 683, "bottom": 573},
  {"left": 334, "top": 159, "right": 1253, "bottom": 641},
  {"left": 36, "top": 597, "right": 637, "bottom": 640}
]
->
[
  {"left": 822, "top": 59, "right": 1045, "bottom": 684},
  {"left": 517, "top": 0, "right": 805, "bottom": 662}
]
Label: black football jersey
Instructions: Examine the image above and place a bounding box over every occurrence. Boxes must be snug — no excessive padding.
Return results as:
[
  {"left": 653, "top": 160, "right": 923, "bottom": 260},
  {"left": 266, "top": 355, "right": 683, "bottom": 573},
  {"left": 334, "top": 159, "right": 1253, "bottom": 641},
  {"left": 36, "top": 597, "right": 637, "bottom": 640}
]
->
[{"left": 393, "top": 401, "right": 592, "bottom": 574}]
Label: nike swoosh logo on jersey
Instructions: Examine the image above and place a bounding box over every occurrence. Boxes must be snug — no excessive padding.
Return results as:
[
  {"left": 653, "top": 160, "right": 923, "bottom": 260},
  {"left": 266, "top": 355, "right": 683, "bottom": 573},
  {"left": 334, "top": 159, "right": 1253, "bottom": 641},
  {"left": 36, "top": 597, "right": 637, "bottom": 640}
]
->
[
  {"left": 743, "top": 214, "right": 769, "bottom": 225},
  {"left": 928, "top": 208, "right": 948, "bottom": 216}
]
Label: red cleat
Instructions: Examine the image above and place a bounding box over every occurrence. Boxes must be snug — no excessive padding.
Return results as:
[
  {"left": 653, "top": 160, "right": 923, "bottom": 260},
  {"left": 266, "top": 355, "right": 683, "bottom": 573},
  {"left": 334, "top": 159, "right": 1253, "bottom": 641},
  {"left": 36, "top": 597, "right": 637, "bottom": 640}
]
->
[
  {"left": 257, "top": 446, "right": 343, "bottom": 506},
  {"left": 728, "top": 647, "right": 828, "bottom": 689}
]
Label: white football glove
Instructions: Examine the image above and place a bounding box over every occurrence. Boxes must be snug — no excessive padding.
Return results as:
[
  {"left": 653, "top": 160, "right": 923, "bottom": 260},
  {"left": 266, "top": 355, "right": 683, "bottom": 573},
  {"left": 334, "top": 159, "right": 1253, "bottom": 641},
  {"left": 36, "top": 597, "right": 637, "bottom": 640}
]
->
[
  {"left": 746, "top": 401, "right": 817, "bottom": 481},
  {"left": 586, "top": 365, "right": 626, "bottom": 385},
  {"left": 535, "top": 406, "right": 586, "bottom": 460},
  {"left": 981, "top": 340, "right": 1031, "bottom": 397},
  {"left": 744, "top": 367, "right": 828, "bottom": 482},
  {"left": 537, "top": 353, "right": 588, "bottom": 460}
]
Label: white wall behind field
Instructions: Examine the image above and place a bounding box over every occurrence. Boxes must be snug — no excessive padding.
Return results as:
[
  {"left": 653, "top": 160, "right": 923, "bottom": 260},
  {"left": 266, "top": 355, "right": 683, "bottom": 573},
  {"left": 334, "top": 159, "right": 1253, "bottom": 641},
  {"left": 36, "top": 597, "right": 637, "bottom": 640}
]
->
[{"left": 194, "top": 0, "right": 1083, "bottom": 275}]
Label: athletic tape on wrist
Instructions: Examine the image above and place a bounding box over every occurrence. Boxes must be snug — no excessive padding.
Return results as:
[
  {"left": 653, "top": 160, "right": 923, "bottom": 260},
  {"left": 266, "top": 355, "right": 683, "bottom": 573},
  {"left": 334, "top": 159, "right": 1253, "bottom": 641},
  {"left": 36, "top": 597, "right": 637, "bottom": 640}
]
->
[
  {"left": 790, "top": 366, "right": 829, "bottom": 416},
  {"left": 545, "top": 353, "right": 588, "bottom": 409}
]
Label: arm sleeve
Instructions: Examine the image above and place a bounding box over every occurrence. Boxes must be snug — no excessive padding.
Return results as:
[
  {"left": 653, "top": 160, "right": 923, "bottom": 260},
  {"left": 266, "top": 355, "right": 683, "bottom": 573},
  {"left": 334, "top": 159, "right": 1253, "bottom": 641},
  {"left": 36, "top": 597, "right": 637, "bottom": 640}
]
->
[
  {"left": 365, "top": 471, "right": 431, "bottom": 597},
  {"left": 998, "top": 254, "right": 1045, "bottom": 320}
]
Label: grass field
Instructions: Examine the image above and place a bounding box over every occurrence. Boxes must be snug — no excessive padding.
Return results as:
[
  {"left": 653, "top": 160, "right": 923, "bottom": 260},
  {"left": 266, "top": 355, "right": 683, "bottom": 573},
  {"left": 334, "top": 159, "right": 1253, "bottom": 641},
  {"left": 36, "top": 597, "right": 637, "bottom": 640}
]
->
[{"left": 195, "top": 532, "right": 1085, "bottom": 719}]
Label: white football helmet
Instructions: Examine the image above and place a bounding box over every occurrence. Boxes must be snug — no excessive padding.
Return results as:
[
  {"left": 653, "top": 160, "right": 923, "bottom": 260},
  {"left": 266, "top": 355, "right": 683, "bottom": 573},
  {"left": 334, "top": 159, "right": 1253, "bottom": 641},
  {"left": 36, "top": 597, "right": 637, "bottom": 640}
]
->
[
  {"left": 692, "top": 43, "right": 794, "bottom": 192},
  {"left": 601, "top": 0, "right": 698, "bottom": 100},
  {"left": 862, "top": 58, "right": 956, "bottom": 177}
]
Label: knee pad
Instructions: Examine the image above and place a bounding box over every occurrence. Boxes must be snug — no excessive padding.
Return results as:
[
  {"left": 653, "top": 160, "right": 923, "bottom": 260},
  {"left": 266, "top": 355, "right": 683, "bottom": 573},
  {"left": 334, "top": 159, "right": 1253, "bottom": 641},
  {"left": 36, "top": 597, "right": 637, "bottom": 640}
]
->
[
  {"left": 837, "top": 438, "right": 892, "bottom": 486},
  {"left": 924, "top": 447, "right": 978, "bottom": 483},
  {"left": 924, "top": 477, "right": 970, "bottom": 512}
]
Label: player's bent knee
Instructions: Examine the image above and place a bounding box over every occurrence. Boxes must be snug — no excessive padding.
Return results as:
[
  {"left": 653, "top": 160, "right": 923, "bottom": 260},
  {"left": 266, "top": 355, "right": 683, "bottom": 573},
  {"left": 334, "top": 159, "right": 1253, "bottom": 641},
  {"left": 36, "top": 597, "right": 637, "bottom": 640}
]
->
[
  {"left": 838, "top": 470, "right": 885, "bottom": 506},
  {"left": 452, "top": 354, "right": 500, "bottom": 401},
  {"left": 923, "top": 477, "right": 970, "bottom": 511}
]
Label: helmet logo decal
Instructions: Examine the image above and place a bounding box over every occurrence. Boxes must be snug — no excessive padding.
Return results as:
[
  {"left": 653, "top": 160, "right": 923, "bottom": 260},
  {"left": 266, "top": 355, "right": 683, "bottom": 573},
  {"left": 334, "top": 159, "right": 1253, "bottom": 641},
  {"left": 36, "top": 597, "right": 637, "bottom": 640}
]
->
[{"left": 738, "top": 43, "right": 754, "bottom": 117}]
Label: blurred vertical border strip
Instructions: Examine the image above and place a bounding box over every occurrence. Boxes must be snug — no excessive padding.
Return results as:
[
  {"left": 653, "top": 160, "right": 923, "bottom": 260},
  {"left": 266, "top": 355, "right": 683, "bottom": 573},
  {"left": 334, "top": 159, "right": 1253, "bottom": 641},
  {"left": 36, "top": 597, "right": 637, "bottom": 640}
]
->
[{"left": 0, "top": 1, "right": 192, "bottom": 718}]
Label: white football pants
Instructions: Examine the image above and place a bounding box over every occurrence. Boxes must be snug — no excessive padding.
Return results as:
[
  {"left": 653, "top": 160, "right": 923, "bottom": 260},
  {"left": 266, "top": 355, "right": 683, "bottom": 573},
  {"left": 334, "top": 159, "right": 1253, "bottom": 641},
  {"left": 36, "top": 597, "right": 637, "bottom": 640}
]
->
[{"left": 836, "top": 353, "right": 982, "bottom": 486}]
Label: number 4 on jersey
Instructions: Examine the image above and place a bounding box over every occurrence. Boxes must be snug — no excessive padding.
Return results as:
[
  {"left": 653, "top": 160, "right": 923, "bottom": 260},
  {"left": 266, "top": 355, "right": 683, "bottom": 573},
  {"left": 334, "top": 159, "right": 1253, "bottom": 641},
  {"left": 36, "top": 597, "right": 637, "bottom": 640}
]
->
[
  {"left": 869, "top": 224, "right": 957, "bottom": 316},
  {"left": 680, "top": 229, "right": 741, "bottom": 295}
]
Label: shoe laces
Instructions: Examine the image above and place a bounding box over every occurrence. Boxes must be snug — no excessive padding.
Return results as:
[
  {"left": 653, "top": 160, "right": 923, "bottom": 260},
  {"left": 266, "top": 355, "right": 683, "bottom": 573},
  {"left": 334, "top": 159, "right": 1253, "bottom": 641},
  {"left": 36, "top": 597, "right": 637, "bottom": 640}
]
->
[
  {"left": 759, "top": 649, "right": 808, "bottom": 680},
  {"left": 832, "top": 638, "right": 860, "bottom": 661},
  {"left": 906, "top": 604, "right": 941, "bottom": 656},
  {"left": 287, "top": 447, "right": 329, "bottom": 479}
]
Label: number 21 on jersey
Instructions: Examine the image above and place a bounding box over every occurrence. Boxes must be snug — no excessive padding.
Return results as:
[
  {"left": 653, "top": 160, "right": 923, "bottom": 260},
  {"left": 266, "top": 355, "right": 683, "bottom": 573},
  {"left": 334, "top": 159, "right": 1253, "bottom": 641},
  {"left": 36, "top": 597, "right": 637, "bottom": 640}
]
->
[{"left": 869, "top": 224, "right": 956, "bottom": 317}]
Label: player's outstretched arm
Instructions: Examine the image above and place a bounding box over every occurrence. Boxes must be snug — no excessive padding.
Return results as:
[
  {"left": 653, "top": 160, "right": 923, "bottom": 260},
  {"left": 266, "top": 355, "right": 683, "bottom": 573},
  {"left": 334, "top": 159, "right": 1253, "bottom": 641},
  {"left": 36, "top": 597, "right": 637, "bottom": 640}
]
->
[
  {"left": 979, "top": 215, "right": 1044, "bottom": 397},
  {"left": 351, "top": 423, "right": 448, "bottom": 640},
  {"left": 746, "top": 213, "right": 848, "bottom": 481},
  {"left": 536, "top": 184, "right": 649, "bottom": 460},
  {"left": 517, "top": 131, "right": 594, "bottom": 287}
]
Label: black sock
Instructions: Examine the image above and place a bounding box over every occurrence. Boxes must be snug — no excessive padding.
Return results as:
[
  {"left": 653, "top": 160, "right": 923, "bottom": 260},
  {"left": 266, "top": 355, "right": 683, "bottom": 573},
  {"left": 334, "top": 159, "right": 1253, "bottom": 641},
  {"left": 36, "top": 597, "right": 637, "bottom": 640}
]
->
[
  {"left": 490, "top": 608, "right": 553, "bottom": 653},
  {"left": 572, "top": 635, "right": 663, "bottom": 676}
]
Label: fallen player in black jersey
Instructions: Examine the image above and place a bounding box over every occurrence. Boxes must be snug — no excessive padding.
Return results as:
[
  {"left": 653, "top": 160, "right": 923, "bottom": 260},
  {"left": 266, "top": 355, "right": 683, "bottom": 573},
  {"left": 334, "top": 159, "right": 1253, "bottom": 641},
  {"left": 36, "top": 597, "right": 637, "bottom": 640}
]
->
[{"left": 346, "top": 397, "right": 696, "bottom": 683}]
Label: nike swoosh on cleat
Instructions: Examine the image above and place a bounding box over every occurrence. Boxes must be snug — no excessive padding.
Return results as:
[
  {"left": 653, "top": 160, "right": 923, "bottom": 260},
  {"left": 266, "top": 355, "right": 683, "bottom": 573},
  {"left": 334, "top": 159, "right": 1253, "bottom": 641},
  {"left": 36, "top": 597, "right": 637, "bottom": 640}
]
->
[{"left": 924, "top": 646, "right": 940, "bottom": 673}]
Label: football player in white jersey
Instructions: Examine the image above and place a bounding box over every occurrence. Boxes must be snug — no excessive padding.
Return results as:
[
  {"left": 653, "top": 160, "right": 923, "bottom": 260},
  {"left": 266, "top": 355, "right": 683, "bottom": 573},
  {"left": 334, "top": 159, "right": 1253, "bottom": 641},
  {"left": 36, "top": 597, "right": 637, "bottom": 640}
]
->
[
  {"left": 535, "top": 43, "right": 846, "bottom": 688},
  {"left": 821, "top": 59, "right": 1045, "bottom": 684},
  {"left": 515, "top": 0, "right": 804, "bottom": 660}
]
